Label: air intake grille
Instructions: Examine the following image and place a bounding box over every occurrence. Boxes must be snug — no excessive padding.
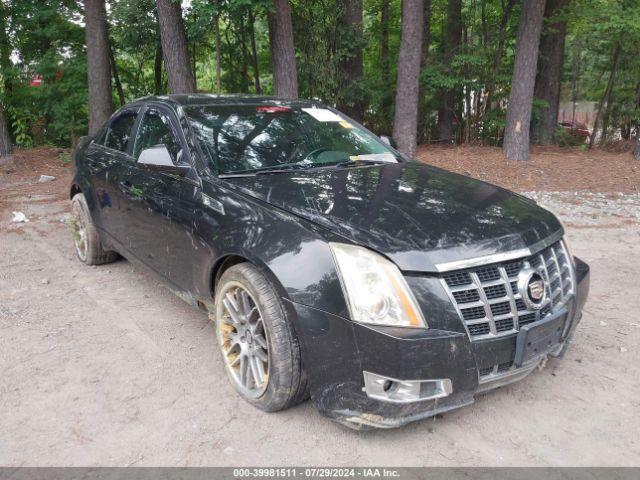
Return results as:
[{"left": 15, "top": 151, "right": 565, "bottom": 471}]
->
[{"left": 442, "top": 241, "right": 575, "bottom": 341}]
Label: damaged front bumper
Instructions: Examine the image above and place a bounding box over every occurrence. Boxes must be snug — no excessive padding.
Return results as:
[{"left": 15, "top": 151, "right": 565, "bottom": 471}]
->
[{"left": 287, "top": 257, "right": 589, "bottom": 430}]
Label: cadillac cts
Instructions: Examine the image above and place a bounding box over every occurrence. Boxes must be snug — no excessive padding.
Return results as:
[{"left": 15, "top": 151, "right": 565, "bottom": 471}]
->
[{"left": 69, "top": 95, "right": 590, "bottom": 429}]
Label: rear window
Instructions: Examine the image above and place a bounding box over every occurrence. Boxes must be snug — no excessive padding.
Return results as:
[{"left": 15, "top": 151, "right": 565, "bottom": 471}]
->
[
  {"left": 185, "top": 105, "right": 398, "bottom": 174},
  {"left": 105, "top": 112, "right": 138, "bottom": 153},
  {"left": 92, "top": 126, "right": 108, "bottom": 146}
]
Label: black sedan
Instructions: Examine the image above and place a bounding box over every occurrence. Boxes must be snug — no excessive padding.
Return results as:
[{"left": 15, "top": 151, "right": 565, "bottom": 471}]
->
[{"left": 70, "top": 95, "right": 589, "bottom": 429}]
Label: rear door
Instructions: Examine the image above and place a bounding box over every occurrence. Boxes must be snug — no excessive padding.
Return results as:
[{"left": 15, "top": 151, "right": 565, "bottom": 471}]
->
[{"left": 86, "top": 108, "right": 140, "bottom": 248}]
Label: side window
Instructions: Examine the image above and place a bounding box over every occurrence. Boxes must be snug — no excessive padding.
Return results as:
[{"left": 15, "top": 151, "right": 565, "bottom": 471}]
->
[
  {"left": 93, "top": 126, "right": 108, "bottom": 146},
  {"left": 134, "top": 109, "right": 182, "bottom": 163},
  {"left": 105, "top": 112, "right": 137, "bottom": 152}
]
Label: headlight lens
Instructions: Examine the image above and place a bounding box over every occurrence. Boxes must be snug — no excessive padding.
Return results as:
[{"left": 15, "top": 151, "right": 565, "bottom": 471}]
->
[{"left": 330, "top": 243, "right": 427, "bottom": 328}]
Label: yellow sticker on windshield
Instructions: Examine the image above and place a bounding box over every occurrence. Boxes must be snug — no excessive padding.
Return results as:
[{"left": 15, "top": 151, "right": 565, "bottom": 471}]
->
[{"left": 339, "top": 121, "right": 353, "bottom": 129}]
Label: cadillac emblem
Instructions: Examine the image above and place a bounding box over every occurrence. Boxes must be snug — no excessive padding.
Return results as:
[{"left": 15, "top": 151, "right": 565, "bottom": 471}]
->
[{"left": 518, "top": 267, "right": 547, "bottom": 310}]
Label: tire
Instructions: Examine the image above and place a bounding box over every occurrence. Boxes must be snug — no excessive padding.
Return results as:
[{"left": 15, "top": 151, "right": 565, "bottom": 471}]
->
[
  {"left": 70, "top": 193, "right": 118, "bottom": 265},
  {"left": 214, "top": 263, "right": 309, "bottom": 412}
]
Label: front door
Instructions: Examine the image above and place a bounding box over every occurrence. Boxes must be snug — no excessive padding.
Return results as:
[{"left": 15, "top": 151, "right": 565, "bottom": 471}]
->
[{"left": 123, "top": 106, "right": 203, "bottom": 293}]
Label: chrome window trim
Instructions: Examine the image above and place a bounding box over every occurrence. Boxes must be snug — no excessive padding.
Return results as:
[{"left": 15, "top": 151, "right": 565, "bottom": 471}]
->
[{"left": 434, "top": 229, "right": 564, "bottom": 273}]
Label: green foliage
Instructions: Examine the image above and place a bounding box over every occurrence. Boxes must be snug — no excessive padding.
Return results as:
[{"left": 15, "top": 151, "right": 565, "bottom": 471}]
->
[
  {"left": 0, "top": 0, "right": 638, "bottom": 148},
  {"left": 8, "top": 106, "right": 32, "bottom": 146},
  {"left": 58, "top": 150, "right": 71, "bottom": 163},
  {"left": 2, "top": 0, "right": 87, "bottom": 146},
  {"left": 554, "top": 126, "right": 586, "bottom": 147},
  {"left": 565, "top": 0, "right": 640, "bottom": 143}
]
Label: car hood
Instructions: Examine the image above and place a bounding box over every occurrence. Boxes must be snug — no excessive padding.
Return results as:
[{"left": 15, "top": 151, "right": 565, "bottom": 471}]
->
[{"left": 222, "top": 162, "right": 562, "bottom": 272}]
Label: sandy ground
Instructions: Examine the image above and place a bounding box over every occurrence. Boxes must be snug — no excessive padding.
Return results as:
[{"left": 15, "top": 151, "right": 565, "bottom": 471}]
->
[{"left": 1, "top": 148, "right": 640, "bottom": 466}]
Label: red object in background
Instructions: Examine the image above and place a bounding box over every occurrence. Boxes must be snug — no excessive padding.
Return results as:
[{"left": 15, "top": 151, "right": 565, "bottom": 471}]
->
[
  {"left": 256, "top": 106, "right": 291, "bottom": 113},
  {"left": 559, "top": 121, "right": 590, "bottom": 142},
  {"left": 30, "top": 75, "right": 43, "bottom": 87}
]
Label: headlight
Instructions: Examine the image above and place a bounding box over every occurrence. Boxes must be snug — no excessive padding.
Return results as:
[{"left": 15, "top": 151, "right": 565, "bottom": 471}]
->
[{"left": 329, "top": 243, "right": 427, "bottom": 328}]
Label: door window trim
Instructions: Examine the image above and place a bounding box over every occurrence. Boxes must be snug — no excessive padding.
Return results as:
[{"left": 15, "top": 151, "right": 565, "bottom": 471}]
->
[
  {"left": 132, "top": 103, "right": 201, "bottom": 187},
  {"left": 93, "top": 107, "right": 141, "bottom": 160},
  {"left": 133, "top": 104, "right": 191, "bottom": 165}
]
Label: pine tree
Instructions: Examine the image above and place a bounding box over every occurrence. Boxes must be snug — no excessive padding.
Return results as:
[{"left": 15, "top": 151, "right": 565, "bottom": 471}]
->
[
  {"left": 392, "top": 0, "right": 424, "bottom": 157},
  {"left": 156, "top": 0, "right": 196, "bottom": 94},
  {"left": 503, "top": 0, "right": 546, "bottom": 161},
  {"left": 85, "top": 0, "right": 114, "bottom": 134},
  {"left": 531, "top": 0, "right": 569, "bottom": 145},
  {"left": 267, "top": 0, "right": 298, "bottom": 98}
]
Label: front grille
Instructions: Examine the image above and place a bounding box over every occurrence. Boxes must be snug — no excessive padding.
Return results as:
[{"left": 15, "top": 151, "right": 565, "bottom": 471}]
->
[{"left": 442, "top": 240, "right": 575, "bottom": 341}]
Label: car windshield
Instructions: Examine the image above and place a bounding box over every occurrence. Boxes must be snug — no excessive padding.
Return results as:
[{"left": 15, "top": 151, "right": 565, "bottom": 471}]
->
[{"left": 184, "top": 105, "right": 400, "bottom": 174}]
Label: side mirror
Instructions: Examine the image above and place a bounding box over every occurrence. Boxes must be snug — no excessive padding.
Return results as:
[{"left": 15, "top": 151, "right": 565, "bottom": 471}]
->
[
  {"left": 380, "top": 135, "right": 398, "bottom": 149},
  {"left": 138, "top": 144, "right": 190, "bottom": 176}
]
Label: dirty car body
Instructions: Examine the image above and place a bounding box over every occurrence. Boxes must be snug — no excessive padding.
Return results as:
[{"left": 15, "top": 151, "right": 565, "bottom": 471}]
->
[{"left": 71, "top": 95, "right": 590, "bottom": 429}]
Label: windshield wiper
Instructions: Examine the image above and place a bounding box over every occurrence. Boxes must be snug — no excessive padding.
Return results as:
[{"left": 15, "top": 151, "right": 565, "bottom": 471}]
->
[
  {"left": 332, "top": 159, "right": 391, "bottom": 168},
  {"left": 218, "top": 156, "right": 395, "bottom": 178},
  {"left": 218, "top": 164, "right": 309, "bottom": 178}
]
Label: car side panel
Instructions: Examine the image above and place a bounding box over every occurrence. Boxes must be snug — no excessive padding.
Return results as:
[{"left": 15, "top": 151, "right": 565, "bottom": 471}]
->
[
  {"left": 123, "top": 167, "right": 206, "bottom": 294},
  {"left": 195, "top": 179, "right": 349, "bottom": 317}
]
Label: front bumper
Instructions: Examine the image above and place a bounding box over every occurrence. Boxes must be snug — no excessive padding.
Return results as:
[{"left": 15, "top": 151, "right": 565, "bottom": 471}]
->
[{"left": 287, "top": 256, "right": 589, "bottom": 430}]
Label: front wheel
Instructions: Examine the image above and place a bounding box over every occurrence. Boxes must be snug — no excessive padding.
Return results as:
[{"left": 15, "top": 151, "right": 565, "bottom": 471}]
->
[{"left": 214, "top": 263, "right": 308, "bottom": 411}]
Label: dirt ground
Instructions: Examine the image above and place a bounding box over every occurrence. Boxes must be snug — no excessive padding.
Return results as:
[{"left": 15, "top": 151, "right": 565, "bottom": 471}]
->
[
  {"left": 1, "top": 147, "right": 639, "bottom": 466},
  {"left": 416, "top": 144, "right": 640, "bottom": 194}
]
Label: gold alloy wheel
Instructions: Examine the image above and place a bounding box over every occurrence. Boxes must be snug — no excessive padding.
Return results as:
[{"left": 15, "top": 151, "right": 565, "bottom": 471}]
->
[{"left": 216, "top": 282, "right": 270, "bottom": 398}]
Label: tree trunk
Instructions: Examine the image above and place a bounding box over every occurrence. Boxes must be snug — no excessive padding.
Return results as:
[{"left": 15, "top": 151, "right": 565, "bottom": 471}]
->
[
  {"left": 380, "top": 0, "right": 390, "bottom": 85},
  {"left": 421, "top": 0, "right": 431, "bottom": 69},
  {"left": 267, "top": 0, "right": 298, "bottom": 98},
  {"left": 570, "top": 38, "right": 581, "bottom": 124},
  {"left": 214, "top": 10, "right": 222, "bottom": 95},
  {"left": 0, "top": 0, "right": 12, "bottom": 94},
  {"left": 601, "top": 101, "right": 612, "bottom": 146},
  {"left": 417, "top": 0, "right": 432, "bottom": 143},
  {"left": 192, "top": 43, "right": 197, "bottom": 86},
  {"left": 239, "top": 13, "right": 250, "bottom": 93},
  {"left": 154, "top": 40, "right": 163, "bottom": 94},
  {"left": 109, "top": 42, "right": 125, "bottom": 107},
  {"left": 463, "top": 26, "right": 471, "bottom": 143},
  {"left": 392, "top": 0, "right": 424, "bottom": 157},
  {"left": 248, "top": 9, "right": 261, "bottom": 94},
  {"left": 379, "top": 0, "right": 391, "bottom": 125},
  {"left": 531, "top": 0, "right": 568, "bottom": 145},
  {"left": 336, "top": 0, "right": 364, "bottom": 121},
  {"left": 0, "top": 104, "right": 10, "bottom": 157},
  {"left": 437, "top": 0, "right": 462, "bottom": 143},
  {"left": 156, "top": 0, "right": 196, "bottom": 94},
  {"left": 85, "top": 0, "right": 114, "bottom": 135},
  {"left": 0, "top": 0, "right": 12, "bottom": 156},
  {"left": 485, "top": 0, "right": 516, "bottom": 113},
  {"left": 634, "top": 135, "right": 640, "bottom": 160},
  {"left": 589, "top": 44, "right": 621, "bottom": 149},
  {"left": 503, "top": 0, "right": 546, "bottom": 161}
]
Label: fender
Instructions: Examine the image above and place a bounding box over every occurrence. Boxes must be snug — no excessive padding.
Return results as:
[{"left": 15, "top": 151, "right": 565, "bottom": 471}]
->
[{"left": 197, "top": 178, "right": 349, "bottom": 320}]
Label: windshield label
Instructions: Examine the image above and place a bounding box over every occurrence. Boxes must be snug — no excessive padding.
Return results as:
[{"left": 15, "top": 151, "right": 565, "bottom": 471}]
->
[
  {"left": 302, "top": 107, "right": 344, "bottom": 122},
  {"left": 349, "top": 153, "right": 397, "bottom": 163}
]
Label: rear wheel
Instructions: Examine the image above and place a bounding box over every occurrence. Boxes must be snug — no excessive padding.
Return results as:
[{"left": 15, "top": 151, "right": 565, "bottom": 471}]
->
[
  {"left": 214, "top": 263, "right": 308, "bottom": 411},
  {"left": 70, "top": 193, "right": 118, "bottom": 265}
]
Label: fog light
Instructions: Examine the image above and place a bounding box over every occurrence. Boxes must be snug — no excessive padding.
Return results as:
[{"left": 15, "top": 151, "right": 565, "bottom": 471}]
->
[{"left": 363, "top": 371, "right": 452, "bottom": 404}]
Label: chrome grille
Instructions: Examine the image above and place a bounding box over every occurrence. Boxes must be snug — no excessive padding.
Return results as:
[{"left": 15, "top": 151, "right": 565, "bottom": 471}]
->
[{"left": 442, "top": 241, "right": 575, "bottom": 341}]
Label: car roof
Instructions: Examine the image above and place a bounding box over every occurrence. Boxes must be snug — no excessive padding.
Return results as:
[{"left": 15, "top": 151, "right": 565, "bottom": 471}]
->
[{"left": 132, "top": 93, "right": 323, "bottom": 109}]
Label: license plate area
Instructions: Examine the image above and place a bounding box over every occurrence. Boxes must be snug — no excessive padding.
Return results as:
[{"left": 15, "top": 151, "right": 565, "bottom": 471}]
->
[{"left": 514, "top": 309, "right": 567, "bottom": 367}]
